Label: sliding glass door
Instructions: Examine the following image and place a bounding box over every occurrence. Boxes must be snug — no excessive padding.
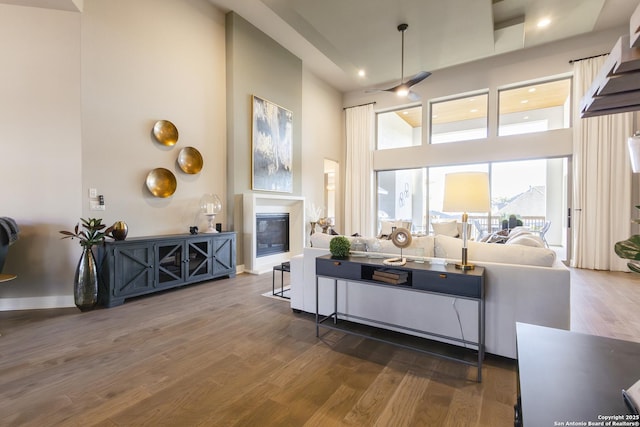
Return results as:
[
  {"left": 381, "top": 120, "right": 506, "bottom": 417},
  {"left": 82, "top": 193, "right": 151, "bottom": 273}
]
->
[{"left": 376, "top": 157, "right": 570, "bottom": 262}]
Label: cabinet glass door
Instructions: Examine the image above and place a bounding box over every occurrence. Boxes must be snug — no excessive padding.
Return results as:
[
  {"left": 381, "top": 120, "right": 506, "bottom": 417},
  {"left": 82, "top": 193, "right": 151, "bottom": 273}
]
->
[
  {"left": 157, "top": 241, "right": 184, "bottom": 287},
  {"left": 186, "top": 239, "right": 211, "bottom": 281}
]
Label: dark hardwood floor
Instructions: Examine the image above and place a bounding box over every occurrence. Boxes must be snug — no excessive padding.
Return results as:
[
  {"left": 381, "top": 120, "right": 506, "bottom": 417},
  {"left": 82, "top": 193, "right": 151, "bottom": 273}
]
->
[{"left": 0, "top": 267, "right": 638, "bottom": 426}]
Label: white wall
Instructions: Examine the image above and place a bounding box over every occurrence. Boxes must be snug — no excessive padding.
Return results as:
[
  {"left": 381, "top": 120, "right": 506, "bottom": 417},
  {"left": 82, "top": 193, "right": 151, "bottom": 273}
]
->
[
  {"left": 81, "top": 0, "right": 227, "bottom": 237},
  {"left": 0, "top": 5, "right": 82, "bottom": 305},
  {"left": 0, "top": 0, "right": 227, "bottom": 308},
  {"left": 0, "top": 2, "right": 345, "bottom": 307}
]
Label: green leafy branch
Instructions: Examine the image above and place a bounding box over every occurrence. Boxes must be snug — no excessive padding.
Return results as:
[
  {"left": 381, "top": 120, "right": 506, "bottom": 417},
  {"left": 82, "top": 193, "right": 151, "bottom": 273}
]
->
[{"left": 60, "top": 218, "right": 113, "bottom": 248}]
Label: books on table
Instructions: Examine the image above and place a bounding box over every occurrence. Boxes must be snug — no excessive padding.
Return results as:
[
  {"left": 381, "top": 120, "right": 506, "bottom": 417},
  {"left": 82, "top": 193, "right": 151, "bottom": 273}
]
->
[{"left": 372, "top": 268, "right": 409, "bottom": 285}]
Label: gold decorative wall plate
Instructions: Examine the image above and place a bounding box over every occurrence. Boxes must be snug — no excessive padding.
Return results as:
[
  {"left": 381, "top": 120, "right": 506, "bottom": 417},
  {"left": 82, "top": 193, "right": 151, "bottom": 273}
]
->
[
  {"left": 146, "top": 168, "right": 177, "bottom": 198},
  {"left": 152, "top": 120, "right": 179, "bottom": 146},
  {"left": 177, "top": 146, "right": 203, "bottom": 174}
]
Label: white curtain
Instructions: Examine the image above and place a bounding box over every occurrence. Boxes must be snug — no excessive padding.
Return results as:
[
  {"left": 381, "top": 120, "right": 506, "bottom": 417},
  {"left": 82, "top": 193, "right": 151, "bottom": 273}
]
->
[
  {"left": 344, "top": 103, "right": 375, "bottom": 236},
  {"left": 572, "top": 56, "right": 633, "bottom": 271}
]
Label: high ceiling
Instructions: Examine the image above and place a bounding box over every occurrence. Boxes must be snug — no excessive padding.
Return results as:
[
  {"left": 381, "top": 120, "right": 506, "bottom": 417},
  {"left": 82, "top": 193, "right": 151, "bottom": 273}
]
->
[
  {"left": 209, "top": 0, "right": 639, "bottom": 92},
  {"left": 4, "top": 0, "right": 637, "bottom": 93}
]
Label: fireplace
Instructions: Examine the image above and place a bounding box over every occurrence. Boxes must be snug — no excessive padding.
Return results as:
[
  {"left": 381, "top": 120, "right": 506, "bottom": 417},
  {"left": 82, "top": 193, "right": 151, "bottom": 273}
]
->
[
  {"left": 243, "top": 192, "right": 304, "bottom": 274},
  {"left": 256, "top": 213, "right": 290, "bottom": 257}
]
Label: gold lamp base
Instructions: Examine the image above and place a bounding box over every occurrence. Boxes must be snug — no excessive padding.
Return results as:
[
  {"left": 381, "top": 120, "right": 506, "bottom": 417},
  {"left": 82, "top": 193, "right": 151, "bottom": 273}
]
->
[{"left": 455, "top": 246, "right": 475, "bottom": 270}]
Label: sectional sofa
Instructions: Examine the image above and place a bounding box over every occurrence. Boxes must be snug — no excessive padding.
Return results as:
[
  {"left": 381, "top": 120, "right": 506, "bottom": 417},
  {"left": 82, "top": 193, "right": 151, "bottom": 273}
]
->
[{"left": 289, "top": 232, "right": 570, "bottom": 359}]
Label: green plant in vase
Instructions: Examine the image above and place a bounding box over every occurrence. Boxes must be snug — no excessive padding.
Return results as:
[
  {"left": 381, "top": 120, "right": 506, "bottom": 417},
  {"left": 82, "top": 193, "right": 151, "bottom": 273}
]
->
[
  {"left": 60, "top": 218, "right": 113, "bottom": 248},
  {"left": 60, "top": 218, "right": 113, "bottom": 311},
  {"left": 329, "top": 236, "right": 351, "bottom": 259},
  {"left": 614, "top": 205, "right": 640, "bottom": 273}
]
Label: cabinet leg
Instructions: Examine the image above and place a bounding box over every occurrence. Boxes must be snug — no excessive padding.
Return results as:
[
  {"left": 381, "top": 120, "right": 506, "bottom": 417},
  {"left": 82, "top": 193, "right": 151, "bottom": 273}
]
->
[{"left": 103, "top": 298, "right": 124, "bottom": 308}]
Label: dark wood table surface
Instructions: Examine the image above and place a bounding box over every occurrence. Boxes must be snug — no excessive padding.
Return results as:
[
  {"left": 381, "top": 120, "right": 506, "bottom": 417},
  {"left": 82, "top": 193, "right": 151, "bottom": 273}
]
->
[{"left": 516, "top": 322, "right": 640, "bottom": 426}]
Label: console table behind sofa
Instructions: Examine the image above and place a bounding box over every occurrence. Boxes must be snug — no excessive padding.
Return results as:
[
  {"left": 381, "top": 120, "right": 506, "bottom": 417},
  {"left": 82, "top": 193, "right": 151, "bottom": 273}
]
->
[{"left": 290, "top": 239, "right": 570, "bottom": 359}]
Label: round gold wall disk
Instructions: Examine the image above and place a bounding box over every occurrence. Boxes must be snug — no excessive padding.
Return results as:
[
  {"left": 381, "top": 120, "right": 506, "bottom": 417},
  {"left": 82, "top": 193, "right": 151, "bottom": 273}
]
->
[
  {"left": 146, "top": 168, "right": 177, "bottom": 198},
  {"left": 152, "top": 120, "right": 179, "bottom": 146},
  {"left": 177, "top": 146, "right": 203, "bottom": 174}
]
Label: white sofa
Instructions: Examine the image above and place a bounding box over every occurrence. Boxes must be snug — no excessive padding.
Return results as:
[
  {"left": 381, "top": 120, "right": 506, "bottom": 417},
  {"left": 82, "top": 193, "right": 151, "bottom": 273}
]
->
[{"left": 290, "top": 233, "right": 570, "bottom": 359}]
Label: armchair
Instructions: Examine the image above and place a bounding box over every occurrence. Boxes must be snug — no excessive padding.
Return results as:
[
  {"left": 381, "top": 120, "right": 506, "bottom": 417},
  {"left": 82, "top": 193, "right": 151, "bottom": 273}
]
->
[{"left": 0, "top": 217, "right": 19, "bottom": 274}]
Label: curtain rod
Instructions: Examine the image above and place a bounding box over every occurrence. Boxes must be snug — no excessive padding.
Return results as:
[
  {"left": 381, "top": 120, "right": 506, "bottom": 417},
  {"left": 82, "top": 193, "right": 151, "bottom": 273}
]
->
[
  {"left": 343, "top": 101, "right": 376, "bottom": 110},
  {"left": 568, "top": 53, "right": 608, "bottom": 64}
]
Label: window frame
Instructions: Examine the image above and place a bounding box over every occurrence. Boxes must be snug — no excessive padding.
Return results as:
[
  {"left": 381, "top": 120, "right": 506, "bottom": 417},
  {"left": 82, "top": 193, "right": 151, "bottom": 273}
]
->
[{"left": 429, "top": 90, "right": 489, "bottom": 145}]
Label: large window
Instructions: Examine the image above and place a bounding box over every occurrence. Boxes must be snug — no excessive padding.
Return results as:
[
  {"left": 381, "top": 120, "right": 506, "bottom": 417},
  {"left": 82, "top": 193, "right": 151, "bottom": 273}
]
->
[
  {"left": 498, "top": 78, "right": 571, "bottom": 136},
  {"left": 377, "top": 105, "right": 422, "bottom": 150},
  {"left": 376, "top": 158, "right": 568, "bottom": 248},
  {"left": 377, "top": 168, "right": 426, "bottom": 234},
  {"left": 430, "top": 93, "right": 488, "bottom": 144},
  {"left": 428, "top": 164, "right": 489, "bottom": 237},
  {"left": 490, "top": 159, "right": 548, "bottom": 232}
]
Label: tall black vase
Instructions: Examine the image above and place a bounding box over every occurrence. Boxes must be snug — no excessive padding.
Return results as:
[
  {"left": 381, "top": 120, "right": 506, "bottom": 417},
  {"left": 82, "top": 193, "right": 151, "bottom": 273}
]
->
[{"left": 75, "top": 246, "right": 98, "bottom": 312}]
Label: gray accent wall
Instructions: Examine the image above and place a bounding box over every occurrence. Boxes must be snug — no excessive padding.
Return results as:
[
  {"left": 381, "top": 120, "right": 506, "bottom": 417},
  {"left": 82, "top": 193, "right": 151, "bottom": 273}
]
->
[{"left": 226, "top": 12, "right": 303, "bottom": 267}]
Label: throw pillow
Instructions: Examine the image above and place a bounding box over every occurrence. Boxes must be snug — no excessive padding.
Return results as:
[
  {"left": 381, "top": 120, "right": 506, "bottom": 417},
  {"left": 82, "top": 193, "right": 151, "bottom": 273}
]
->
[
  {"left": 310, "top": 232, "right": 333, "bottom": 248},
  {"left": 378, "top": 220, "right": 412, "bottom": 239},
  {"left": 378, "top": 220, "right": 395, "bottom": 239},
  {"left": 456, "top": 222, "right": 473, "bottom": 239},
  {"left": 507, "top": 227, "right": 532, "bottom": 240},
  {"left": 432, "top": 220, "right": 459, "bottom": 237},
  {"left": 505, "top": 234, "right": 544, "bottom": 248}
]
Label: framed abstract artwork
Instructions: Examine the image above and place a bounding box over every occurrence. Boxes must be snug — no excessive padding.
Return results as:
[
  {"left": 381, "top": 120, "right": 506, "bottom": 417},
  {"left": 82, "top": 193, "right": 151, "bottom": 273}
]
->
[{"left": 251, "top": 95, "right": 293, "bottom": 193}]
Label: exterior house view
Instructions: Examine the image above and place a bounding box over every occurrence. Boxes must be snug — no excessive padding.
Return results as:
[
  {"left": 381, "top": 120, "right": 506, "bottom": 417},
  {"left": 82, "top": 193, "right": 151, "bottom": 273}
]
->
[{"left": 1, "top": 0, "right": 640, "bottom": 425}]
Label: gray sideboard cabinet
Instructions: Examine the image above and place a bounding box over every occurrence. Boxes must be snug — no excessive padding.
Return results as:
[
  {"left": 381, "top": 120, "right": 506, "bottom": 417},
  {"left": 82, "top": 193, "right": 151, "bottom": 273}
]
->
[{"left": 98, "top": 232, "right": 236, "bottom": 307}]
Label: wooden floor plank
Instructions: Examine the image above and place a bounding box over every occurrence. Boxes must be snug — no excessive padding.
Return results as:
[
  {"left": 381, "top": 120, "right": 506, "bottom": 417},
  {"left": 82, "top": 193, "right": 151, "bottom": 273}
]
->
[{"left": 0, "top": 267, "right": 637, "bottom": 426}]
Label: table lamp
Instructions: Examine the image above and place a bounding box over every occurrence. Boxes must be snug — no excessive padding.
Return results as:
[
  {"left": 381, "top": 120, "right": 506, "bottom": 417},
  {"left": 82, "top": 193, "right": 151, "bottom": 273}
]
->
[{"left": 443, "top": 172, "right": 490, "bottom": 270}]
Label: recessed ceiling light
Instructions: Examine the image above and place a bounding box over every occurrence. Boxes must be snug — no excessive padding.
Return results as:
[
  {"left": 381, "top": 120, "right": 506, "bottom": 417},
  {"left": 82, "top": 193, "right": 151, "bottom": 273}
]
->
[
  {"left": 358, "top": 69, "right": 366, "bottom": 77},
  {"left": 470, "top": 109, "right": 478, "bottom": 113},
  {"left": 521, "top": 100, "right": 529, "bottom": 104},
  {"left": 403, "top": 111, "right": 409, "bottom": 115},
  {"left": 524, "top": 116, "right": 529, "bottom": 120},
  {"left": 528, "top": 88, "right": 536, "bottom": 93},
  {"left": 433, "top": 114, "right": 438, "bottom": 118},
  {"left": 537, "top": 18, "right": 551, "bottom": 28}
]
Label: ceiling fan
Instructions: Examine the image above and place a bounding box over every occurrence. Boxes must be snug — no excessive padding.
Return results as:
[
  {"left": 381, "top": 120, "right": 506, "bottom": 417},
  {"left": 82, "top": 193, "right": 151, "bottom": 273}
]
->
[{"left": 369, "top": 23, "right": 431, "bottom": 101}]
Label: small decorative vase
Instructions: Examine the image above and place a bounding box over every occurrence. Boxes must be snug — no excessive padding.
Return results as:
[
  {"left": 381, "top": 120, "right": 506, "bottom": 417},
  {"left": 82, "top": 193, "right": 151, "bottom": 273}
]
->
[
  {"left": 75, "top": 246, "right": 99, "bottom": 312},
  {"left": 111, "top": 221, "right": 128, "bottom": 241}
]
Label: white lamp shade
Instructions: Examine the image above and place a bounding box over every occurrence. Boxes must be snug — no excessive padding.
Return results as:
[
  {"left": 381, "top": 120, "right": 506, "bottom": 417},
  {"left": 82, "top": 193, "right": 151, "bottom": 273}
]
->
[
  {"left": 443, "top": 172, "right": 490, "bottom": 213},
  {"left": 628, "top": 136, "right": 640, "bottom": 173}
]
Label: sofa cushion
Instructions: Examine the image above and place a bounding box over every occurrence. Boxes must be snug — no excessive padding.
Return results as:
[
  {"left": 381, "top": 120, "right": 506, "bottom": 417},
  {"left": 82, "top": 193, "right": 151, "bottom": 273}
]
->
[
  {"left": 311, "top": 233, "right": 435, "bottom": 257},
  {"left": 366, "top": 235, "right": 435, "bottom": 257},
  {"left": 434, "top": 234, "right": 556, "bottom": 267}
]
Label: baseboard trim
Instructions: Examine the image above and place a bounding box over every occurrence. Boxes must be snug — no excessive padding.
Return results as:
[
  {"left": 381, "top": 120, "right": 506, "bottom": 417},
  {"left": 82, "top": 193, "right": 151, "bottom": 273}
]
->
[
  {"left": 0, "top": 295, "right": 75, "bottom": 311},
  {"left": 1, "top": 266, "right": 248, "bottom": 311}
]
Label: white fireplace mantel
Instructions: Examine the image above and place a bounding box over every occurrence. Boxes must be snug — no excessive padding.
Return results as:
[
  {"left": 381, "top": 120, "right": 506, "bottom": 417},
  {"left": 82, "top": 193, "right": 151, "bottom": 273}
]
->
[{"left": 243, "top": 193, "right": 305, "bottom": 274}]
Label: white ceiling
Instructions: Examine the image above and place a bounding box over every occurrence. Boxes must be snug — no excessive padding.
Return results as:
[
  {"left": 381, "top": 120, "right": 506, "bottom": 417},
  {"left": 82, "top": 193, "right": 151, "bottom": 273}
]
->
[
  {"left": 210, "top": 0, "right": 639, "bottom": 92},
  {"left": 4, "top": 0, "right": 637, "bottom": 93}
]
